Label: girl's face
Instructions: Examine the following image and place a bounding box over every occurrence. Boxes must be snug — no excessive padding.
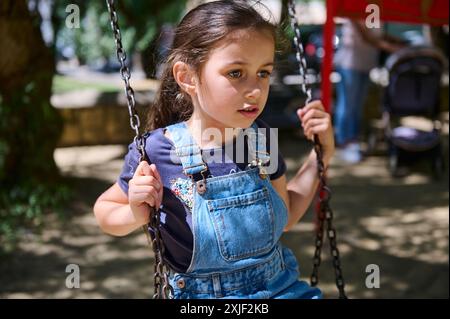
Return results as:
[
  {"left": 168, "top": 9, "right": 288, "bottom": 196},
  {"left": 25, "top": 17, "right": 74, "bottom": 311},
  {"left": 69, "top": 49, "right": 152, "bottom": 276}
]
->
[{"left": 191, "top": 29, "right": 275, "bottom": 130}]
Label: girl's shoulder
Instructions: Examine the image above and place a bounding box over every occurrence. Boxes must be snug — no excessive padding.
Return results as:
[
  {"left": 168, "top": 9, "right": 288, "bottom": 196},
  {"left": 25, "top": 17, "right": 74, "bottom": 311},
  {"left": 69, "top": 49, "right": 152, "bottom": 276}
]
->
[
  {"left": 123, "top": 127, "right": 173, "bottom": 163},
  {"left": 141, "top": 126, "right": 173, "bottom": 147},
  {"left": 142, "top": 127, "right": 174, "bottom": 159}
]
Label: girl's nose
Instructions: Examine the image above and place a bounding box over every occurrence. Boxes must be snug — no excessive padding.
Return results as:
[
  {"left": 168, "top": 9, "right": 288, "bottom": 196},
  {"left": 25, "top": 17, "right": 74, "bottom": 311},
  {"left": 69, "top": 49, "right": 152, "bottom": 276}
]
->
[{"left": 245, "top": 84, "right": 262, "bottom": 100}]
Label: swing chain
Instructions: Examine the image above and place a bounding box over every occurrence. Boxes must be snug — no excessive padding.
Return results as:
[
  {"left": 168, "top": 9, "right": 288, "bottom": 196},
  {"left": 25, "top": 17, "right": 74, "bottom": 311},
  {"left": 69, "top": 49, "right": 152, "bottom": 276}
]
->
[
  {"left": 106, "top": 0, "right": 173, "bottom": 299},
  {"left": 310, "top": 198, "right": 324, "bottom": 287},
  {"left": 288, "top": 0, "right": 347, "bottom": 299},
  {"left": 105, "top": 0, "right": 143, "bottom": 155},
  {"left": 322, "top": 197, "right": 347, "bottom": 298},
  {"left": 148, "top": 209, "right": 174, "bottom": 299},
  {"left": 287, "top": 1, "right": 312, "bottom": 105}
]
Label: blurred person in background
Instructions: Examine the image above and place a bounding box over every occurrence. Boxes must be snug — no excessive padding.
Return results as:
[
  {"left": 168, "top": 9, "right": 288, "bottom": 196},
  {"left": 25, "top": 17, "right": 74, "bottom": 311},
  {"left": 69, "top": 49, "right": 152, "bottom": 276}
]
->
[{"left": 333, "top": 19, "right": 405, "bottom": 163}]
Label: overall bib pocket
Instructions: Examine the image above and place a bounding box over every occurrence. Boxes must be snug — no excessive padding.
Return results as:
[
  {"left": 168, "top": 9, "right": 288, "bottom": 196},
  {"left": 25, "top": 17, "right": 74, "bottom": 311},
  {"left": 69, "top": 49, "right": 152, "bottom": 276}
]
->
[{"left": 207, "top": 187, "right": 275, "bottom": 261}]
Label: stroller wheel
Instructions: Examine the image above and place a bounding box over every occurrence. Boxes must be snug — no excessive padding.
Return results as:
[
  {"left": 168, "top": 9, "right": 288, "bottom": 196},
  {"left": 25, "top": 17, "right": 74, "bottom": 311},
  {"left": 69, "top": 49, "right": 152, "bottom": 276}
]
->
[
  {"left": 366, "top": 132, "right": 378, "bottom": 156},
  {"left": 389, "top": 153, "right": 399, "bottom": 177},
  {"left": 389, "top": 152, "right": 408, "bottom": 177},
  {"left": 431, "top": 154, "right": 445, "bottom": 180}
]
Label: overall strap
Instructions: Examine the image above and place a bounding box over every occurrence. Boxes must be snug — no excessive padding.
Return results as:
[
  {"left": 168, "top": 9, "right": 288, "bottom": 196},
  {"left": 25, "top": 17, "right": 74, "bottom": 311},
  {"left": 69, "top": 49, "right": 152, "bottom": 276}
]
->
[
  {"left": 247, "top": 122, "right": 271, "bottom": 178},
  {"left": 166, "top": 121, "right": 208, "bottom": 193}
]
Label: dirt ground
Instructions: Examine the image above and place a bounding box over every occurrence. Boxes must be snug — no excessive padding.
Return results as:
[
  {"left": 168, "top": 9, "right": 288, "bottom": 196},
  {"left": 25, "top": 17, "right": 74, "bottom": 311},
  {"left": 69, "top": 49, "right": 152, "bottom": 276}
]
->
[{"left": 0, "top": 129, "right": 448, "bottom": 299}]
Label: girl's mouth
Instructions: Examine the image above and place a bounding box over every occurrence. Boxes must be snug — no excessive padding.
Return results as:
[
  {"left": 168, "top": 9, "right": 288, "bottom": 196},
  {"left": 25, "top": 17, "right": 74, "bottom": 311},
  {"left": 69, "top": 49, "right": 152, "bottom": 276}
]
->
[{"left": 238, "top": 106, "right": 260, "bottom": 118}]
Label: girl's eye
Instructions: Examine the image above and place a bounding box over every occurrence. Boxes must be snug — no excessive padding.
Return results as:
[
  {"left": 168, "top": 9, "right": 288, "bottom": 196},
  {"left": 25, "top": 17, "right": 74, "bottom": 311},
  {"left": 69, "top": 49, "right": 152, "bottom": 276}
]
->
[
  {"left": 258, "top": 70, "right": 272, "bottom": 78},
  {"left": 228, "top": 70, "right": 242, "bottom": 78}
]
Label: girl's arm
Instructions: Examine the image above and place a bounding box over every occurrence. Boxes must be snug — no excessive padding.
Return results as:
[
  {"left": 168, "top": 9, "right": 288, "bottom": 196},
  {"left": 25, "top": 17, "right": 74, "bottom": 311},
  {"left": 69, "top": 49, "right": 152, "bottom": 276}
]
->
[
  {"left": 94, "top": 162, "right": 163, "bottom": 237},
  {"left": 94, "top": 182, "right": 147, "bottom": 236},
  {"left": 271, "top": 101, "right": 334, "bottom": 232},
  {"left": 271, "top": 151, "right": 332, "bottom": 231}
]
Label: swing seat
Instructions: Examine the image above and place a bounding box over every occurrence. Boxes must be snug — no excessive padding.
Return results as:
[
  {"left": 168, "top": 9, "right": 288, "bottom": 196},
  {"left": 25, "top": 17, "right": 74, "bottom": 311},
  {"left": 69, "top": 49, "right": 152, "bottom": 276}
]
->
[{"left": 391, "top": 127, "right": 441, "bottom": 152}]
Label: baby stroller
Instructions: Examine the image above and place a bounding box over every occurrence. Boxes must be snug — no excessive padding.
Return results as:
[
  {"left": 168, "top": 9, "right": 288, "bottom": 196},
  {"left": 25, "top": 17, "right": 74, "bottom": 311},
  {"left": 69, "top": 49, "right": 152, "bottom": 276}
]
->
[{"left": 371, "top": 46, "right": 447, "bottom": 178}]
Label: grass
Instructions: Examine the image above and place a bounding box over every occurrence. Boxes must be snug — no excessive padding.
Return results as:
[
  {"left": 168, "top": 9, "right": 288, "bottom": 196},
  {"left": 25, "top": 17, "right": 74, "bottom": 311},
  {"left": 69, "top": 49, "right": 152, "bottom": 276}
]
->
[{"left": 52, "top": 75, "right": 120, "bottom": 95}]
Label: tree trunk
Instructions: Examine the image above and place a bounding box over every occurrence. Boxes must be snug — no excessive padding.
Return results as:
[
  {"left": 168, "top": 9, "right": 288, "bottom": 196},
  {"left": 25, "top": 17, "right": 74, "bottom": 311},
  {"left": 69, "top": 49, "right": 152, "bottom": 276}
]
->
[{"left": 0, "top": 0, "right": 62, "bottom": 185}]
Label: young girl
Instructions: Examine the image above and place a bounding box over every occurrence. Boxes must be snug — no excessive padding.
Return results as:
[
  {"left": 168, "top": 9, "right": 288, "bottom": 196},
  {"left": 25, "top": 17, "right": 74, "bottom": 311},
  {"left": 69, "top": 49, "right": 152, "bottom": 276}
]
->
[{"left": 94, "top": 0, "right": 334, "bottom": 299}]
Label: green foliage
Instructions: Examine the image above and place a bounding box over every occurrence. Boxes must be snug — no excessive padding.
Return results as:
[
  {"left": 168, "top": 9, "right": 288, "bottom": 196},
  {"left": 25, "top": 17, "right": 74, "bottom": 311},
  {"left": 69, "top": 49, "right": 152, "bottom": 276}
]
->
[
  {"left": 54, "top": 0, "right": 187, "bottom": 65},
  {"left": 0, "top": 183, "right": 72, "bottom": 253},
  {"left": 0, "top": 77, "right": 65, "bottom": 253},
  {"left": 52, "top": 75, "right": 120, "bottom": 94}
]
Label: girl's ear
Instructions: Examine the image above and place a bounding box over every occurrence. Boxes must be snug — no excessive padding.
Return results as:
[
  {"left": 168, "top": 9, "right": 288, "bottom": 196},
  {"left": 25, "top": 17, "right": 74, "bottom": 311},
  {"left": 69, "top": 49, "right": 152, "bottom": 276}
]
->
[{"left": 173, "top": 61, "right": 197, "bottom": 95}]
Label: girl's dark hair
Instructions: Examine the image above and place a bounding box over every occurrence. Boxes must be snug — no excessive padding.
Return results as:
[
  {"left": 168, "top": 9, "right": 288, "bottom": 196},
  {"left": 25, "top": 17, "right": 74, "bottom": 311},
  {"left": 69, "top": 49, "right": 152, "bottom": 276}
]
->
[{"left": 146, "top": 0, "right": 279, "bottom": 131}]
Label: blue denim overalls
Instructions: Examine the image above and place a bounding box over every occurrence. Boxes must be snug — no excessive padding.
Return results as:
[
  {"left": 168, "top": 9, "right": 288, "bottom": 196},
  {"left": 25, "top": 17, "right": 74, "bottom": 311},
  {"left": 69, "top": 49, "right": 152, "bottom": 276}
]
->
[{"left": 165, "top": 121, "right": 321, "bottom": 299}]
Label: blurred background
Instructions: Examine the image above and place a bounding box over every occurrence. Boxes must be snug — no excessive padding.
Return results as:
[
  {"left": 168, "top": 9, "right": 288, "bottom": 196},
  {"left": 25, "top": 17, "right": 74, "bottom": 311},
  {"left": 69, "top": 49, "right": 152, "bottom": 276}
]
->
[{"left": 0, "top": 0, "right": 448, "bottom": 299}]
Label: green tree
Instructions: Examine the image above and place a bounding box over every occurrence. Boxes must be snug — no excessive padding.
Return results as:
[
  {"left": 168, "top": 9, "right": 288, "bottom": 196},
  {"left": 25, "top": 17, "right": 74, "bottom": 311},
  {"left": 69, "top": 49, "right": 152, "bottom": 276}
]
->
[
  {"left": 0, "top": 0, "right": 66, "bottom": 249},
  {"left": 0, "top": 0, "right": 186, "bottom": 250},
  {"left": 55, "top": 0, "right": 186, "bottom": 77}
]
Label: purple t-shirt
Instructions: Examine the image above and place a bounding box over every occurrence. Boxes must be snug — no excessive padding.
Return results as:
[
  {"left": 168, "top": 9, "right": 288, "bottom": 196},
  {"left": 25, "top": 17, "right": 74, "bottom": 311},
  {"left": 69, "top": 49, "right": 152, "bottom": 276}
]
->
[{"left": 118, "top": 119, "right": 287, "bottom": 272}]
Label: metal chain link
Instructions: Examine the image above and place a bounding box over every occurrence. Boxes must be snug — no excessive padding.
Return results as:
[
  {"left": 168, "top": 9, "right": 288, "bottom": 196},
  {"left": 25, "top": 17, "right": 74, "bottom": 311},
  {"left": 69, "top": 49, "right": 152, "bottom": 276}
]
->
[
  {"left": 288, "top": 0, "right": 347, "bottom": 299},
  {"left": 105, "top": 0, "right": 173, "bottom": 299},
  {"left": 287, "top": 1, "right": 312, "bottom": 105}
]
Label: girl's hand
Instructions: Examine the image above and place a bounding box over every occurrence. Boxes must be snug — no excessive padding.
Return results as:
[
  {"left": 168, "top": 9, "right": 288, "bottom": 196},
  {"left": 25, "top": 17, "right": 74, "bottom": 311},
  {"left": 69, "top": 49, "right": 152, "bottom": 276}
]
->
[
  {"left": 128, "top": 161, "right": 164, "bottom": 225},
  {"left": 297, "top": 100, "right": 335, "bottom": 161}
]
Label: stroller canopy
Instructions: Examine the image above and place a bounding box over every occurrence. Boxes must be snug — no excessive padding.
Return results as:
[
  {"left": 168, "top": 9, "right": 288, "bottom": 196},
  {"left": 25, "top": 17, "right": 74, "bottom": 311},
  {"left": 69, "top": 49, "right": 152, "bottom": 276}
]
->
[{"left": 385, "top": 46, "right": 448, "bottom": 72}]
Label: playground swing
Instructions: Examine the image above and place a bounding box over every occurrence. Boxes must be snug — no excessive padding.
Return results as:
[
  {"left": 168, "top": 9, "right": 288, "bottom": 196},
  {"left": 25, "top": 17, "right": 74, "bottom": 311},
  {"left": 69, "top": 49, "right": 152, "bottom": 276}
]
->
[{"left": 106, "top": 0, "right": 347, "bottom": 299}]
